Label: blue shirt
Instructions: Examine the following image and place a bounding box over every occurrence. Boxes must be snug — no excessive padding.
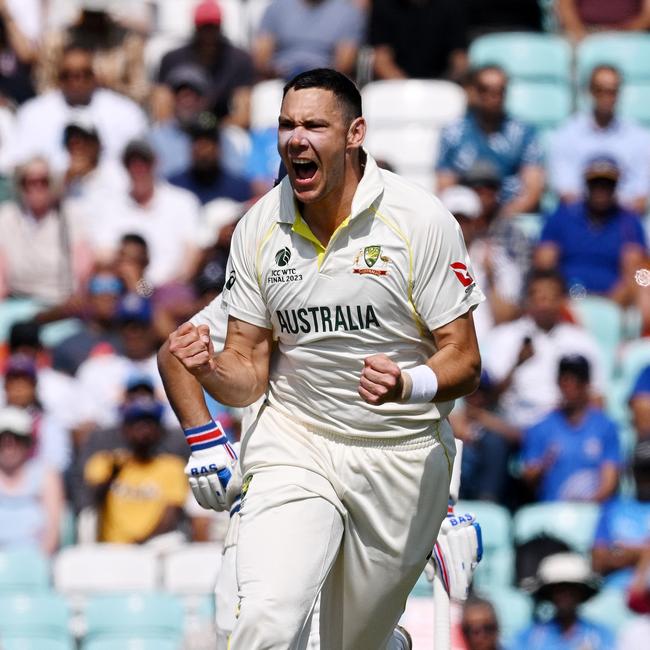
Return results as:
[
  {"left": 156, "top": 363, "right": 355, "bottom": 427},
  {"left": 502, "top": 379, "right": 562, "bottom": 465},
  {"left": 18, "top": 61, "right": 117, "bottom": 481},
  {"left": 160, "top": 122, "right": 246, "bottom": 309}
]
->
[
  {"left": 593, "top": 496, "right": 650, "bottom": 588},
  {"left": 436, "top": 111, "right": 543, "bottom": 203},
  {"left": 541, "top": 201, "right": 646, "bottom": 293},
  {"left": 510, "top": 619, "right": 614, "bottom": 650},
  {"left": 630, "top": 365, "right": 650, "bottom": 400},
  {"left": 168, "top": 168, "right": 252, "bottom": 205},
  {"left": 245, "top": 127, "right": 281, "bottom": 184},
  {"left": 522, "top": 407, "right": 620, "bottom": 502}
]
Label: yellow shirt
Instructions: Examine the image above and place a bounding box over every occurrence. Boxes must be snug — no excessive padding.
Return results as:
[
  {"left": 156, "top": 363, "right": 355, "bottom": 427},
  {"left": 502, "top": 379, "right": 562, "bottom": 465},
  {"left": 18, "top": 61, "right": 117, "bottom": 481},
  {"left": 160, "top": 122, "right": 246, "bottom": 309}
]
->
[{"left": 84, "top": 451, "right": 187, "bottom": 543}]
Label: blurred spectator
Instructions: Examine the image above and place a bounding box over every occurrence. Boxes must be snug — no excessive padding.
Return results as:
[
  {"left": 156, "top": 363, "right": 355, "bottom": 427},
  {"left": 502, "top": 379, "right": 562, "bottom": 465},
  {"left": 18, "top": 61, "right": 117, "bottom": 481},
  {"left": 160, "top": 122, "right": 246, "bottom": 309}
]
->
[
  {"left": 510, "top": 552, "right": 613, "bottom": 650},
  {"left": 198, "top": 197, "right": 245, "bottom": 251},
  {"left": 3, "top": 354, "right": 70, "bottom": 472},
  {"left": 557, "top": 0, "right": 650, "bottom": 41},
  {"left": 0, "top": 0, "right": 37, "bottom": 105},
  {"left": 253, "top": 0, "right": 364, "bottom": 79},
  {"left": 441, "top": 185, "right": 521, "bottom": 345},
  {"left": 169, "top": 112, "right": 252, "bottom": 205},
  {"left": 535, "top": 156, "right": 646, "bottom": 306},
  {"left": 629, "top": 366, "right": 650, "bottom": 441},
  {"left": 464, "top": 0, "right": 542, "bottom": 38},
  {"left": 154, "top": 0, "right": 254, "bottom": 125},
  {"left": 244, "top": 126, "right": 282, "bottom": 196},
  {"left": 461, "top": 597, "right": 501, "bottom": 650},
  {"left": 50, "top": 272, "right": 124, "bottom": 376},
  {"left": 548, "top": 65, "right": 650, "bottom": 214},
  {"left": 37, "top": 0, "right": 147, "bottom": 103},
  {"left": 369, "top": 0, "right": 467, "bottom": 81},
  {"left": 436, "top": 65, "right": 545, "bottom": 217},
  {"left": 91, "top": 140, "right": 202, "bottom": 288},
  {"left": 591, "top": 440, "right": 650, "bottom": 587},
  {"left": 618, "top": 545, "right": 650, "bottom": 649},
  {"left": 0, "top": 156, "right": 93, "bottom": 306},
  {"left": 0, "top": 406, "right": 64, "bottom": 554},
  {"left": 9, "top": 44, "right": 147, "bottom": 172},
  {"left": 83, "top": 396, "right": 187, "bottom": 543},
  {"left": 484, "top": 270, "right": 606, "bottom": 429},
  {"left": 521, "top": 354, "right": 620, "bottom": 502}
]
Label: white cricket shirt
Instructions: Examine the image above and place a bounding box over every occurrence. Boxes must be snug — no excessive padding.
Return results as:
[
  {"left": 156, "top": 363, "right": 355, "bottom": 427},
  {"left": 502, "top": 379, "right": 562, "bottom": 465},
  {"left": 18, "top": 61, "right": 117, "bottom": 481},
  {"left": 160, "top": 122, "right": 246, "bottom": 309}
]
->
[{"left": 218, "top": 153, "right": 484, "bottom": 438}]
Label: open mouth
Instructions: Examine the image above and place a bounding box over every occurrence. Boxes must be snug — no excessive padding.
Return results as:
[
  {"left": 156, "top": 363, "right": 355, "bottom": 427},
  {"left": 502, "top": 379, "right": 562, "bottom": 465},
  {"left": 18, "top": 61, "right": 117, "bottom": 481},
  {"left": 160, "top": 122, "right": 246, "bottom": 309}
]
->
[{"left": 292, "top": 159, "right": 318, "bottom": 183}]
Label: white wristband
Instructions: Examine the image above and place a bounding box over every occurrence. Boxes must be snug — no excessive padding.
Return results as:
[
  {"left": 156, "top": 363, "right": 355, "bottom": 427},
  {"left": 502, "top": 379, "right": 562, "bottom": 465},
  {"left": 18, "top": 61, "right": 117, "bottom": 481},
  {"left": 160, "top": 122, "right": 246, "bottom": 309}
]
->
[{"left": 401, "top": 365, "right": 438, "bottom": 403}]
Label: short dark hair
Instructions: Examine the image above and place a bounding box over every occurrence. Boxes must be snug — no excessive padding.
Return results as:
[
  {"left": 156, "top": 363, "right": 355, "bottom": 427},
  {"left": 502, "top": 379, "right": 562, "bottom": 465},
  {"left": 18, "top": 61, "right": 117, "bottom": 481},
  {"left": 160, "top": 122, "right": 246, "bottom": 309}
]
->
[
  {"left": 283, "top": 68, "right": 362, "bottom": 123},
  {"left": 121, "top": 233, "right": 148, "bottom": 250},
  {"left": 526, "top": 268, "right": 567, "bottom": 295},
  {"left": 462, "top": 596, "right": 498, "bottom": 624}
]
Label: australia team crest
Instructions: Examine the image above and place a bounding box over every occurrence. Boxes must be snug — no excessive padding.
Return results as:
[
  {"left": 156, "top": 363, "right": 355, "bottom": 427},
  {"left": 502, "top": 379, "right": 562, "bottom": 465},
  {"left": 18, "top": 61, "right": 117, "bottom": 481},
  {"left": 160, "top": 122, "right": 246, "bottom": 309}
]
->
[{"left": 353, "top": 245, "right": 391, "bottom": 276}]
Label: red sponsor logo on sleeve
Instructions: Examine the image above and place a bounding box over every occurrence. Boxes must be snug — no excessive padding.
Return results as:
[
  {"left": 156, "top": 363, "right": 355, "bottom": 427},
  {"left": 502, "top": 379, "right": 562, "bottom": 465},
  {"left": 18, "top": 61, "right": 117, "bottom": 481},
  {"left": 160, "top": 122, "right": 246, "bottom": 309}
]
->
[{"left": 450, "top": 262, "right": 473, "bottom": 287}]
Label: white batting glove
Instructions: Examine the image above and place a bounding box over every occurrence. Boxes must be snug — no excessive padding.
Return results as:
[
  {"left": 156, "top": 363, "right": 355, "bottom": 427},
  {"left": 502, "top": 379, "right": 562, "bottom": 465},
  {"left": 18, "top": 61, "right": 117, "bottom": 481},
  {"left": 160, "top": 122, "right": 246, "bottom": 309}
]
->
[
  {"left": 184, "top": 420, "right": 238, "bottom": 512},
  {"left": 427, "top": 509, "right": 483, "bottom": 602}
]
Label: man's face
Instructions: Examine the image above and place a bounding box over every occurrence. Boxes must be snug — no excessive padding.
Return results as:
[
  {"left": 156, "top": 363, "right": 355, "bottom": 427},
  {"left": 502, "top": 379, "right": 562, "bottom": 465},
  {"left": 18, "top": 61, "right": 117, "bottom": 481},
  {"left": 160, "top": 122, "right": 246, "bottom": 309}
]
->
[
  {"left": 0, "top": 431, "right": 32, "bottom": 473},
  {"left": 590, "top": 69, "right": 620, "bottom": 118},
  {"left": 123, "top": 417, "right": 162, "bottom": 457},
  {"left": 4, "top": 375, "right": 37, "bottom": 408},
  {"left": 586, "top": 178, "right": 617, "bottom": 213},
  {"left": 126, "top": 157, "right": 155, "bottom": 186},
  {"left": 278, "top": 87, "right": 361, "bottom": 207},
  {"left": 549, "top": 584, "right": 582, "bottom": 619},
  {"left": 558, "top": 373, "right": 589, "bottom": 407},
  {"left": 67, "top": 132, "right": 100, "bottom": 165},
  {"left": 474, "top": 69, "right": 507, "bottom": 120},
  {"left": 461, "top": 603, "right": 499, "bottom": 650},
  {"left": 526, "top": 278, "right": 564, "bottom": 330},
  {"left": 175, "top": 86, "right": 206, "bottom": 123},
  {"left": 191, "top": 136, "right": 219, "bottom": 170},
  {"left": 120, "top": 322, "right": 156, "bottom": 360},
  {"left": 19, "top": 160, "right": 54, "bottom": 216},
  {"left": 59, "top": 50, "right": 95, "bottom": 105}
]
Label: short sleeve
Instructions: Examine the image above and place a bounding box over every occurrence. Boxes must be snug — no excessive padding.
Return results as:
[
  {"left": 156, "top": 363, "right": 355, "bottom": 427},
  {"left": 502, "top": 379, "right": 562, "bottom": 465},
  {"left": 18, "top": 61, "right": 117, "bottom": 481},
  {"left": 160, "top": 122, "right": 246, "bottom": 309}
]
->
[
  {"left": 435, "top": 125, "right": 457, "bottom": 171},
  {"left": 190, "top": 293, "right": 228, "bottom": 350},
  {"left": 539, "top": 206, "right": 565, "bottom": 244},
  {"left": 626, "top": 213, "right": 647, "bottom": 248},
  {"left": 160, "top": 457, "right": 188, "bottom": 507},
  {"left": 520, "top": 126, "right": 544, "bottom": 166},
  {"left": 630, "top": 366, "right": 650, "bottom": 400},
  {"left": 520, "top": 421, "right": 547, "bottom": 466},
  {"left": 593, "top": 503, "right": 613, "bottom": 546},
  {"left": 338, "top": 3, "right": 365, "bottom": 45},
  {"left": 411, "top": 203, "right": 485, "bottom": 331},
  {"left": 602, "top": 418, "right": 621, "bottom": 465},
  {"left": 221, "top": 216, "right": 272, "bottom": 329},
  {"left": 84, "top": 451, "right": 113, "bottom": 485}
]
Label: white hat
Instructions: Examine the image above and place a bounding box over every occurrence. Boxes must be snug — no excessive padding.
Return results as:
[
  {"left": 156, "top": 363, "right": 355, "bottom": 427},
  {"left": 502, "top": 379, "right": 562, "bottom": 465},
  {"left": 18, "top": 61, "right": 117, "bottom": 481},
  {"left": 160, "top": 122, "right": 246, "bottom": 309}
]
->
[
  {"left": 534, "top": 552, "right": 599, "bottom": 601},
  {"left": 0, "top": 407, "right": 33, "bottom": 437},
  {"left": 439, "top": 186, "right": 482, "bottom": 220}
]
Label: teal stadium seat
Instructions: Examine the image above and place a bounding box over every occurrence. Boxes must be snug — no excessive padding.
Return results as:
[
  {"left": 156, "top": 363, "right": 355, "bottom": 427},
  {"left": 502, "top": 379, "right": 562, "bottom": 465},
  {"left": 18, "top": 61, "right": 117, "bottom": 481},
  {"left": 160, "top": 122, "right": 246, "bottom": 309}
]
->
[
  {"left": 619, "top": 83, "right": 650, "bottom": 127},
  {"left": 577, "top": 33, "right": 650, "bottom": 83},
  {"left": 581, "top": 586, "right": 638, "bottom": 634},
  {"left": 84, "top": 593, "right": 184, "bottom": 644},
  {"left": 469, "top": 33, "right": 571, "bottom": 82},
  {"left": 2, "top": 639, "right": 73, "bottom": 650},
  {"left": 474, "top": 585, "right": 533, "bottom": 645},
  {"left": 456, "top": 501, "right": 514, "bottom": 589},
  {"left": 82, "top": 640, "right": 180, "bottom": 650},
  {"left": 0, "top": 548, "right": 50, "bottom": 593},
  {"left": 0, "top": 593, "right": 70, "bottom": 642},
  {"left": 506, "top": 81, "right": 572, "bottom": 130},
  {"left": 513, "top": 213, "right": 544, "bottom": 243},
  {"left": 513, "top": 502, "right": 599, "bottom": 554}
]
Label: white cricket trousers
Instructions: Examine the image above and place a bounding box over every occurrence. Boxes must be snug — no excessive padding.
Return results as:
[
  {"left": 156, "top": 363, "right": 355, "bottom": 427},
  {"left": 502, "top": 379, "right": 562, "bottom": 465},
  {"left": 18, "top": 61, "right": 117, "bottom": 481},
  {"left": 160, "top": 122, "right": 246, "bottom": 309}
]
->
[{"left": 229, "top": 404, "right": 454, "bottom": 650}]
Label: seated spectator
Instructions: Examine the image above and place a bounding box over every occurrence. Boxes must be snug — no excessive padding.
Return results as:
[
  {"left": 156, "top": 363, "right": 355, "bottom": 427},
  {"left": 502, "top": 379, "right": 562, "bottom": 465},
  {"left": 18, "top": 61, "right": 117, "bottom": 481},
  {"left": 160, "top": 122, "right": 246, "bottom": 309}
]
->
[
  {"left": 557, "top": 0, "right": 650, "bottom": 41},
  {"left": 9, "top": 44, "right": 147, "bottom": 172},
  {"left": 591, "top": 440, "right": 650, "bottom": 588},
  {"left": 154, "top": 1, "right": 254, "bottom": 125},
  {"left": 244, "top": 126, "right": 282, "bottom": 196},
  {"left": 253, "top": 0, "right": 364, "bottom": 79},
  {"left": 441, "top": 185, "right": 521, "bottom": 345},
  {"left": 91, "top": 140, "right": 202, "bottom": 288},
  {"left": 521, "top": 355, "right": 619, "bottom": 502},
  {"left": 169, "top": 112, "right": 252, "bottom": 205},
  {"left": 0, "top": 0, "right": 36, "bottom": 105},
  {"left": 535, "top": 156, "right": 646, "bottom": 305},
  {"left": 0, "top": 156, "right": 93, "bottom": 306},
  {"left": 436, "top": 65, "right": 545, "bottom": 217},
  {"left": 511, "top": 552, "right": 613, "bottom": 649},
  {"left": 484, "top": 270, "right": 606, "bottom": 429},
  {"left": 0, "top": 406, "right": 64, "bottom": 554},
  {"left": 3, "top": 354, "right": 70, "bottom": 472},
  {"left": 548, "top": 65, "right": 650, "bottom": 214},
  {"left": 464, "top": 0, "right": 542, "bottom": 38},
  {"left": 37, "top": 1, "right": 147, "bottom": 103},
  {"left": 369, "top": 0, "right": 467, "bottom": 81},
  {"left": 83, "top": 396, "right": 187, "bottom": 544},
  {"left": 461, "top": 597, "right": 501, "bottom": 650},
  {"left": 629, "top": 366, "right": 650, "bottom": 441}
]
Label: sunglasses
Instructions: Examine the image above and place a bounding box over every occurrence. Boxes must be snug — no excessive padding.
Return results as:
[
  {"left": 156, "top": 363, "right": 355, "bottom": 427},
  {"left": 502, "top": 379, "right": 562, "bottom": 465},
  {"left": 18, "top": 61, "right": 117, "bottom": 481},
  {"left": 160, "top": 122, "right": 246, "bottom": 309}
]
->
[
  {"left": 20, "top": 176, "right": 50, "bottom": 189},
  {"left": 59, "top": 68, "right": 94, "bottom": 81},
  {"left": 462, "top": 623, "right": 498, "bottom": 636},
  {"left": 476, "top": 83, "right": 506, "bottom": 96}
]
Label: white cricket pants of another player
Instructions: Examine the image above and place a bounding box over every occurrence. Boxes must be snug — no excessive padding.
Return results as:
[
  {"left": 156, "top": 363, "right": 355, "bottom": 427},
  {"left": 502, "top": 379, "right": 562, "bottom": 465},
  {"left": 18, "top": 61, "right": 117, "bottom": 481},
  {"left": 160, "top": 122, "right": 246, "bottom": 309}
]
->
[{"left": 227, "top": 405, "right": 454, "bottom": 650}]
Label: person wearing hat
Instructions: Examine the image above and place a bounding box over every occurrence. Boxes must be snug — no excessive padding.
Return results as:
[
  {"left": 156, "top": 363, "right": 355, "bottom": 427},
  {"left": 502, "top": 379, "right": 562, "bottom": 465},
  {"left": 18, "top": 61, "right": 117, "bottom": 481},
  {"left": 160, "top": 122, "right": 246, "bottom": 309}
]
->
[
  {"left": 521, "top": 354, "right": 620, "bottom": 502},
  {"left": 535, "top": 154, "right": 646, "bottom": 305},
  {"left": 510, "top": 552, "right": 613, "bottom": 650},
  {"left": 83, "top": 395, "right": 188, "bottom": 543},
  {"left": 0, "top": 405, "right": 64, "bottom": 555},
  {"left": 591, "top": 439, "right": 650, "bottom": 589}
]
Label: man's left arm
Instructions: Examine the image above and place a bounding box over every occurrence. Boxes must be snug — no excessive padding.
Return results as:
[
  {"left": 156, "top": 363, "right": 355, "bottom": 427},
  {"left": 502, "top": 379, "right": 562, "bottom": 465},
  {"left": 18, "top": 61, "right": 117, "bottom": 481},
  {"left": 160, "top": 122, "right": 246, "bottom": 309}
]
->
[{"left": 501, "top": 164, "right": 545, "bottom": 217}]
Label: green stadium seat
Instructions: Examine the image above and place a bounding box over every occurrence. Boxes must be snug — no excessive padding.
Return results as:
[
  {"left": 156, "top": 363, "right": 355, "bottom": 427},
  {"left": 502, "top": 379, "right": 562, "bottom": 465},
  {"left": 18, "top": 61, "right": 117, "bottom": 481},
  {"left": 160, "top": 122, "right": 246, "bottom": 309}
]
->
[
  {"left": 3, "top": 639, "right": 73, "bottom": 650},
  {"left": 513, "top": 502, "right": 600, "bottom": 554},
  {"left": 619, "top": 83, "right": 650, "bottom": 127},
  {"left": 506, "top": 81, "right": 572, "bottom": 129},
  {"left": 456, "top": 501, "right": 514, "bottom": 589},
  {"left": 577, "top": 33, "right": 650, "bottom": 84},
  {"left": 581, "top": 587, "right": 637, "bottom": 634},
  {"left": 474, "top": 585, "right": 533, "bottom": 644},
  {"left": 409, "top": 572, "right": 433, "bottom": 598},
  {"left": 0, "top": 548, "right": 50, "bottom": 593},
  {"left": 617, "top": 338, "right": 650, "bottom": 399},
  {"left": 82, "top": 640, "right": 180, "bottom": 650},
  {"left": 469, "top": 33, "right": 571, "bottom": 82},
  {"left": 0, "top": 593, "right": 70, "bottom": 641}
]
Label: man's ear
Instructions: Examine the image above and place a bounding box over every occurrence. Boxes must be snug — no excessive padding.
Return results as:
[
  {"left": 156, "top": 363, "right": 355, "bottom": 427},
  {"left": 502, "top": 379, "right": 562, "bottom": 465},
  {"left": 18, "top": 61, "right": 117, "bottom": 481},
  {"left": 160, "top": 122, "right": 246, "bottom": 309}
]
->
[{"left": 347, "top": 116, "right": 366, "bottom": 149}]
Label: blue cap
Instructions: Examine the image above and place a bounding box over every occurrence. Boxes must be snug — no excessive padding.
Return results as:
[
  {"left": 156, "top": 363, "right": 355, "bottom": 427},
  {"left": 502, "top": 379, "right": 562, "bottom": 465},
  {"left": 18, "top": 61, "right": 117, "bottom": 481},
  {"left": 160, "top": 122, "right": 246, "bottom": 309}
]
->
[
  {"left": 584, "top": 155, "right": 620, "bottom": 181},
  {"left": 125, "top": 372, "right": 155, "bottom": 393},
  {"left": 121, "top": 396, "right": 164, "bottom": 422},
  {"left": 117, "top": 293, "right": 152, "bottom": 324},
  {"left": 88, "top": 274, "right": 123, "bottom": 296}
]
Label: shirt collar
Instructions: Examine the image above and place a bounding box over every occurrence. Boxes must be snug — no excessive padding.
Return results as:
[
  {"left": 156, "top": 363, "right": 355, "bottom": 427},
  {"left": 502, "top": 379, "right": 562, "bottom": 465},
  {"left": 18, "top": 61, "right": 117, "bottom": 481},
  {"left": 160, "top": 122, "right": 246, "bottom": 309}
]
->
[
  {"left": 587, "top": 112, "right": 620, "bottom": 132},
  {"left": 277, "top": 150, "right": 385, "bottom": 224}
]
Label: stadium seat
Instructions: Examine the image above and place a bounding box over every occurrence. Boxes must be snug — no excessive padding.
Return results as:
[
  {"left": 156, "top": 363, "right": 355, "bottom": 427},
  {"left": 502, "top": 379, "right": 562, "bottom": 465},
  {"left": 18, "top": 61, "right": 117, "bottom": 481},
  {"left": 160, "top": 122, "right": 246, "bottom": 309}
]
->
[
  {"left": 513, "top": 502, "right": 600, "bottom": 554},
  {"left": 53, "top": 545, "right": 158, "bottom": 596},
  {"left": 3, "top": 639, "right": 74, "bottom": 650},
  {"left": 474, "top": 585, "right": 533, "bottom": 644},
  {"left": 250, "top": 79, "right": 285, "bottom": 131},
  {"left": 409, "top": 572, "right": 433, "bottom": 598},
  {"left": 577, "top": 32, "right": 650, "bottom": 84},
  {"left": 456, "top": 501, "right": 514, "bottom": 589},
  {"left": 616, "top": 338, "right": 650, "bottom": 398},
  {"left": 84, "top": 593, "right": 184, "bottom": 644},
  {"left": 0, "top": 593, "right": 70, "bottom": 641},
  {"left": 513, "top": 213, "right": 544, "bottom": 243},
  {"left": 581, "top": 586, "right": 637, "bottom": 634},
  {"left": 162, "top": 543, "right": 223, "bottom": 595},
  {"left": 506, "top": 81, "right": 572, "bottom": 129},
  {"left": 82, "top": 639, "right": 180, "bottom": 650},
  {"left": 619, "top": 82, "right": 650, "bottom": 127},
  {"left": 0, "top": 548, "right": 50, "bottom": 593},
  {"left": 469, "top": 32, "right": 571, "bottom": 82},
  {"left": 361, "top": 80, "right": 466, "bottom": 128}
]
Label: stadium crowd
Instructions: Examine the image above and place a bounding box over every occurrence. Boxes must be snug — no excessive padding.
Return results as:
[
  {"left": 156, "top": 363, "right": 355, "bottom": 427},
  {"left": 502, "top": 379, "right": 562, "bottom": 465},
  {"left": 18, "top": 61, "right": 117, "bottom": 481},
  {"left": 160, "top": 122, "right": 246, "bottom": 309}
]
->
[{"left": 0, "top": 1, "right": 649, "bottom": 648}]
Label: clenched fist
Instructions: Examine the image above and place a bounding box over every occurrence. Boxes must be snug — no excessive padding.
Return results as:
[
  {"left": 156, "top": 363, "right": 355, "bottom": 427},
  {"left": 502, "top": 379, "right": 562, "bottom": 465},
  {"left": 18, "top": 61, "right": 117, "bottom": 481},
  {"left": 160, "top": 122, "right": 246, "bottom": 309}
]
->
[
  {"left": 168, "top": 322, "right": 215, "bottom": 378},
  {"left": 358, "top": 354, "right": 403, "bottom": 405}
]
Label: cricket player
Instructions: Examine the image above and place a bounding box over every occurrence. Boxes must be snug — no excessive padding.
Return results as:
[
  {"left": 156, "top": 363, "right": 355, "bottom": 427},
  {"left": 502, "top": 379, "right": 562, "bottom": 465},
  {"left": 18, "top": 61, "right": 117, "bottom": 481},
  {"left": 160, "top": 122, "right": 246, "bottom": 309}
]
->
[{"left": 158, "top": 68, "right": 484, "bottom": 649}]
